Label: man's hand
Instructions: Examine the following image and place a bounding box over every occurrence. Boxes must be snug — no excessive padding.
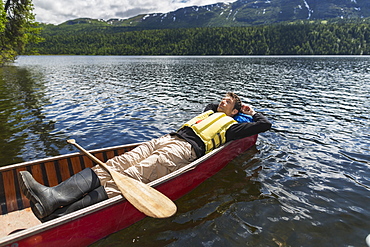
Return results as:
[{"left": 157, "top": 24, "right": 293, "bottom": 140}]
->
[{"left": 241, "top": 104, "right": 256, "bottom": 116}]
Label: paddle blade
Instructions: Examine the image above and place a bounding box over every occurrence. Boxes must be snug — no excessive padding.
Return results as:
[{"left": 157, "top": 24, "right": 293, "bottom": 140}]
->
[{"left": 110, "top": 169, "right": 177, "bottom": 218}]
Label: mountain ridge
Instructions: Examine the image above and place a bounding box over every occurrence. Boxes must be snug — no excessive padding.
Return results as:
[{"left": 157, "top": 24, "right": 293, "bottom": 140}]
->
[{"left": 54, "top": 0, "right": 370, "bottom": 30}]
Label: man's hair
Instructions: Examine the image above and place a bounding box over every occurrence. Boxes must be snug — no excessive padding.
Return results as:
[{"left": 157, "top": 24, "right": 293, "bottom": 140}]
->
[{"left": 226, "top": 92, "right": 242, "bottom": 112}]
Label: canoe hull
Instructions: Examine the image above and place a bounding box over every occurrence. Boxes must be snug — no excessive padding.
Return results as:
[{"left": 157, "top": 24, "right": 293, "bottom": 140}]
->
[{"left": 0, "top": 135, "right": 257, "bottom": 246}]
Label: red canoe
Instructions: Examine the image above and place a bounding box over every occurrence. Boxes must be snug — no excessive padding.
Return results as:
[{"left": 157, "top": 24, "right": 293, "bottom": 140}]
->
[{"left": 0, "top": 135, "right": 257, "bottom": 246}]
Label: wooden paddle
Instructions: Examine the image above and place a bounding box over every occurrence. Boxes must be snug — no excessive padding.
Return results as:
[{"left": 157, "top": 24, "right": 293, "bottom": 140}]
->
[{"left": 66, "top": 139, "right": 177, "bottom": 218}]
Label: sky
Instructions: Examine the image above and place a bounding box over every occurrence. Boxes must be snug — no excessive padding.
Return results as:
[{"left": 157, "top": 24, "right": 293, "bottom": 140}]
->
[{"left": 33, "top": 0, "right": 230, "bottom": 24}]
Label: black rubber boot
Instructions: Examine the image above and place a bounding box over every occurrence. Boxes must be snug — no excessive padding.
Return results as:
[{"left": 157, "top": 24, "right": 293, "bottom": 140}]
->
[
  {"left": 19, "top": 168, "right": 101, "bottom": 219},
  {"left": 39, "top": 186, "right": 108, "bottom": 222}
]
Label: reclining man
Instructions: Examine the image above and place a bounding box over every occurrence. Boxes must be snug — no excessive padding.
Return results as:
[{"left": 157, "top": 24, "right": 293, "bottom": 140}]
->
[{"left": 19, "top": 92, "right": 272, "bottom": 221}]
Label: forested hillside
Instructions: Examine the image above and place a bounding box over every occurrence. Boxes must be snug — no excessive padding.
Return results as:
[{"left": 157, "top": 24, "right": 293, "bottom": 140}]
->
[
  {"left": 22, "top": 0, "right": 370, "bottom": 56},
  {"left": 27, "top": 20, "right": 370, "bottom": 55}
]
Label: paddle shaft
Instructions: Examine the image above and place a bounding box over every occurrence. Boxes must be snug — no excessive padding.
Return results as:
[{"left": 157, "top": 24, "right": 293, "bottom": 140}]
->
[{"left": 67, "top": 139, "right": 111, "bottom": 174}]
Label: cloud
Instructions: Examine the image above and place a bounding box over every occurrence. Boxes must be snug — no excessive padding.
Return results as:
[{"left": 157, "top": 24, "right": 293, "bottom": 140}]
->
[{"left": 33, "top": 0, "right": 229, "bottom": 24}]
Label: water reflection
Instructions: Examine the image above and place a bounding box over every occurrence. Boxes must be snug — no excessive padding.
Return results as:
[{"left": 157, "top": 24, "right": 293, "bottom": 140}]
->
[{"left": 0, "top": 66, "right": 65, "bottom": 165}]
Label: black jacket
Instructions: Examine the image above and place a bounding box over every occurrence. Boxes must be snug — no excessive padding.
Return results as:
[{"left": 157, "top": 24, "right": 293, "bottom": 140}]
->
[{"left": 174, "top": 103, "right": 272, "bottom": 158}]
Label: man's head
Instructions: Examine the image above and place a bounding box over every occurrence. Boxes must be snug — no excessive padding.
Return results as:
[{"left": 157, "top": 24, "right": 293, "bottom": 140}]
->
[{"left": 217, "top": 92, "right": 242, "bottom": 117}]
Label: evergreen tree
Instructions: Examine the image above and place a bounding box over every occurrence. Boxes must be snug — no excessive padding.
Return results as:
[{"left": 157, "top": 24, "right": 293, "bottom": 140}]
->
[{"left": 0, "top": 0, "right": 42, "bottom": 65}]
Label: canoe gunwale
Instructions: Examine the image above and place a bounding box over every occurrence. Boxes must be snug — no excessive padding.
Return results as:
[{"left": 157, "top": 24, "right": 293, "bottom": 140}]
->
[{"left": 0, "top": 142, "right": 143, "bottom": 173}]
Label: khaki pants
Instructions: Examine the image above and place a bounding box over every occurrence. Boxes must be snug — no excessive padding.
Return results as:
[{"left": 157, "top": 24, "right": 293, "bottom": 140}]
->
[{"left": 92, "top": 134, "right": 196, "bottom": 198}]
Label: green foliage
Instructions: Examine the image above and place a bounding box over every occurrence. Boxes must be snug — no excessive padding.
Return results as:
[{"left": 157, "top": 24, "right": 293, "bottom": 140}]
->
[
  {"left": 0, "top": 2, "right": 6, "bottom": 33},
  {"left": 28, "top": 20, "right": 370, "bottom": 55},
  {"left": 0, "top": 0, "right": 43, "bottom": 65}
]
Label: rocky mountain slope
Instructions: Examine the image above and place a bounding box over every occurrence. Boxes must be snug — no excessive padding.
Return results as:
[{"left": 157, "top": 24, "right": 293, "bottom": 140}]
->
[{"left": 60, "top": 0, "right": 370, "bottom": 29}]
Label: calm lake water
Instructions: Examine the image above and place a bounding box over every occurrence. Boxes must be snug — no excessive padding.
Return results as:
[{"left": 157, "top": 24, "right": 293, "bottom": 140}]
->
[{"left": 1, "top": 56, "right": 369, "bottom": 246}]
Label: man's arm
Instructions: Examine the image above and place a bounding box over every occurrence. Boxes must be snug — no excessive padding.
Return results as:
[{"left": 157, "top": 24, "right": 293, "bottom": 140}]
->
[
  {"left": 203, "top": 103, "right": 218, "bottom": 112},
  {"left": 226, "top": 112, "right": 272, "bottom": 141}
]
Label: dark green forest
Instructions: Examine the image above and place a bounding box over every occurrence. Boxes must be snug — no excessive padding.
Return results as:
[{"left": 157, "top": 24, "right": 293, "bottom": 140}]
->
[{"left": 27, "top": 20, "right": 370, "bottom": 55}]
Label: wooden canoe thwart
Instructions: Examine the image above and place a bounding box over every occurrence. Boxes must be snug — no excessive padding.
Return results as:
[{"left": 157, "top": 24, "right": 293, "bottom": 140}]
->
[{"left": 0, "top": 135, "right": 257, "bottom": 247}]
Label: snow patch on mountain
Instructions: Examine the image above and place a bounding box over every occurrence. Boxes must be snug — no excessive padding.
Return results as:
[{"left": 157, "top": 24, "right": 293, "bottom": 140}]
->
[{"left": 303, "top": 0, "right": 314, "bottom": 19}]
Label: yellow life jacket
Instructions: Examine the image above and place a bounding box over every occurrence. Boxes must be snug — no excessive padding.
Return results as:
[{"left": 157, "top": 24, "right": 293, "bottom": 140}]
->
[{"left": 180, "top": 110, "right": 237, "bottom": 153}]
